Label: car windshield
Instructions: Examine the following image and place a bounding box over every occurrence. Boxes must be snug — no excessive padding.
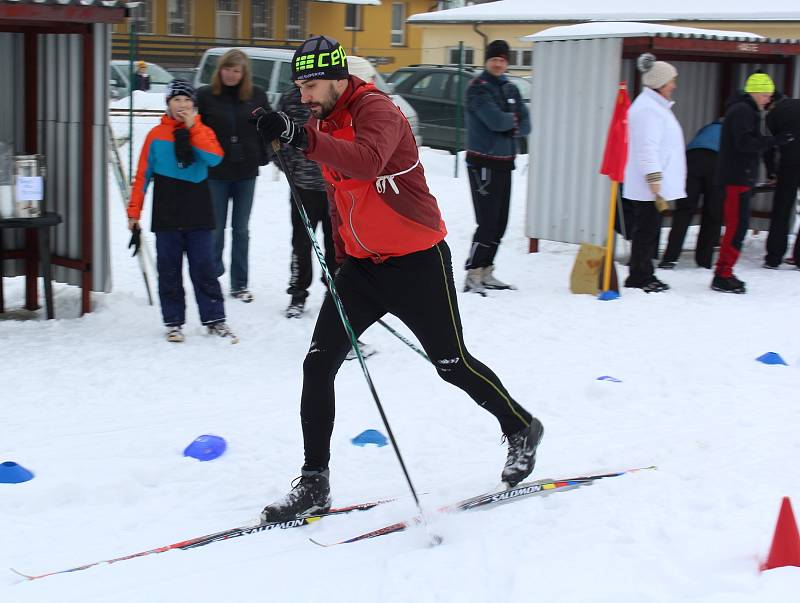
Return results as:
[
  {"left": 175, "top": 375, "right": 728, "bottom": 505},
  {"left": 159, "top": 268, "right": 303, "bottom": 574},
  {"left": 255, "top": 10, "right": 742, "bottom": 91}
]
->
[
  {"left": 147, "top": 63, "right": 174, "bottom": 85},
  {"left": 112, "top": 61, "right": 173, "bottom": 86}
]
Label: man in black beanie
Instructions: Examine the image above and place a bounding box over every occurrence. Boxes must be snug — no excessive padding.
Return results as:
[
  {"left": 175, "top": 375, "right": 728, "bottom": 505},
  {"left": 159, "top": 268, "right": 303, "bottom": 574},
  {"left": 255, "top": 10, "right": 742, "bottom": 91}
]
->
[
  {"left": 464, "top": 39, "right": 530, "bottom": 295},
  {"left": 253, "top": 35, "right": 543, "bottom": 523}
]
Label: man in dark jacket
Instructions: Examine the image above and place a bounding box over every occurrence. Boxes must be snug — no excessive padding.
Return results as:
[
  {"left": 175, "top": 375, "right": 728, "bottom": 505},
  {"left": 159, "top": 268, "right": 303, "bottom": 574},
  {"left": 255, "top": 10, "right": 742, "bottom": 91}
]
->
[
  {"left": 463, "top": 40, "right": 531, "bottom": 295},
  {"left": 277, "top": 84, "right": 337, "bottom": 318},
  {"left": 252, "top": 36, "right": 543, "bottom": 522},
  {"left": 659, "top": 119, "right": 724, "bottom": 269},
  {"left": 764, "top": 93, "right": 800, "bottom": 268},
  {"left": 712, "top": 73, "right": 794, "bottom": 293}
]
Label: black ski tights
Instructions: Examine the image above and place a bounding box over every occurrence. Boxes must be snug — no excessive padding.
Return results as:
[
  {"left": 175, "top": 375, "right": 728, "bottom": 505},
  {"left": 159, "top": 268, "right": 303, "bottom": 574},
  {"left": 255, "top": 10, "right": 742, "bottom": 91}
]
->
[{"left": 299, "top": 241, "right": 533, "bottom": 471}]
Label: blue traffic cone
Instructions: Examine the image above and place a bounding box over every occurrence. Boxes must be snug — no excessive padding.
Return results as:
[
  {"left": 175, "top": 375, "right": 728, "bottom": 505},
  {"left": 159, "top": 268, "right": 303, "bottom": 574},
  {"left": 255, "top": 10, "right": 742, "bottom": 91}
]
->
[
  {"left": 0, "top": 461, "right": 34, "bottom": 484},
  {"left": 756, "top": 352, "right": 788, "bottom": 366},
  {"left": 183, "top": 434, "right": 227, "bottom": 461},
  {"left": 351, "top": 429, "right": 388, "bottom": 447}
]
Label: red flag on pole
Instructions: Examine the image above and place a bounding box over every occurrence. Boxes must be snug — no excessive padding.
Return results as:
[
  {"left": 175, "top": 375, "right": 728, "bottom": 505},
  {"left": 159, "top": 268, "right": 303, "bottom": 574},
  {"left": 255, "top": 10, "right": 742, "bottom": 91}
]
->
[{"left": 599, "top": 82, "right": 631, "bottom": 183}]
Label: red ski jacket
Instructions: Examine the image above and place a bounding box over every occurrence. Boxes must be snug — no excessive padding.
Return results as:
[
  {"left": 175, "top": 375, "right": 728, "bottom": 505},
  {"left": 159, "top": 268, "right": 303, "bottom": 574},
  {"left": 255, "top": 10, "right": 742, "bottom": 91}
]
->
[{"left": 304, "top": 79, "right": 447, "bottom": 263}]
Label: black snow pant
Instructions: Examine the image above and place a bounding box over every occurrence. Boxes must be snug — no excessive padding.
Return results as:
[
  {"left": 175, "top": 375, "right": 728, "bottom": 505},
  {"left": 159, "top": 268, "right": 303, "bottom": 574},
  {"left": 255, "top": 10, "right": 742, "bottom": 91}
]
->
[
  {"left": 300, "top": 240, "right": 533, "bottom": 472},
  {"left": 625, "top": 200, "right": 662, "bottom": 287},
  {"left": 661, "top": 149, "right": 724, "bottom": 268},
  {"left": 764, "top": 163, "right": 800, "bottom": 267},
  {"left": 287, "top": 187, "right": 337, "bottom": 300},
  {"left": 465, "top": 165, "right": 512, "bottom": 269}
]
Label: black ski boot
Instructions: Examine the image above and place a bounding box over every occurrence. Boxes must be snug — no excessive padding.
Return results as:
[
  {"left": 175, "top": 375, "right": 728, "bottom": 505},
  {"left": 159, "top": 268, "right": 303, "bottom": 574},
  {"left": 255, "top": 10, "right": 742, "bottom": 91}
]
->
[
  {"left": 501, "top": 418, "right": 544, "bottom": 488},
  {"left": 285, "top": 294, "right": 305, "bottom": 319},
  {"left": 261, "top": 469, "right": 331, "bottom": 523},
  {"left": 711, "top": 275, "right": 746, "bottom": 294}
]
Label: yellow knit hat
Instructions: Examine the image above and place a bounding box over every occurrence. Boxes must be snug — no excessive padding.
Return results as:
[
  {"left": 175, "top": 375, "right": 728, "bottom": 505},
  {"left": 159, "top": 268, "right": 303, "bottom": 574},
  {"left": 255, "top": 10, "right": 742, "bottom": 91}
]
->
[{"left": 744, "top": 72, "right": 775, "bottom": 94}]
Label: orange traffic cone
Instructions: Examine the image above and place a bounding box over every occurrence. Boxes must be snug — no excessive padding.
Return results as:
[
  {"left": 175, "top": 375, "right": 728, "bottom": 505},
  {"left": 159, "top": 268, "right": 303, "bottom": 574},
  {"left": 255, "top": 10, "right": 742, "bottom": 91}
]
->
[{"left": 761, "top": 497, "right": 800, "bottom": 571}]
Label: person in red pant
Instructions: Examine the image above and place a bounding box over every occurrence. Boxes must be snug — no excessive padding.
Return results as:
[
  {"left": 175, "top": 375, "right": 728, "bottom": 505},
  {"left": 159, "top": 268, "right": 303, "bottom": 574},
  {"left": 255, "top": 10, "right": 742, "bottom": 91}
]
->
[{"left": 712, "top": 73, "right": 795, "bottom": 293}]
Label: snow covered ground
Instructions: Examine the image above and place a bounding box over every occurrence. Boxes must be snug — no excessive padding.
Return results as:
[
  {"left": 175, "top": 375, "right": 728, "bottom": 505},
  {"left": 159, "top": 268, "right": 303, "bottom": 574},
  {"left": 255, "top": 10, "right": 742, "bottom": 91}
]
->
[{"left": 1, "top": 117, "right": 799, "bottom": 601}]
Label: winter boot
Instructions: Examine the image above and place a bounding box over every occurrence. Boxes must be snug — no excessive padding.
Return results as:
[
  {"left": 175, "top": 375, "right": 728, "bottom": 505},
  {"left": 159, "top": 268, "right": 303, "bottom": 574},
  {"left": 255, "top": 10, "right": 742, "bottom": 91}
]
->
[
  {"left": 464, "top": 268, "right": 486, "bottom": 296},
  {"left": 207, "top": 321, "right": 239, "bottom": 343},
  {"left": 231, "top": 288, "right": 254, "bottom": 303},
  {"left": 641, "top": 277, "right": 670, "bottom": 293},
  {"left": 346, "top": 339, "right": 376, "bottom": 361},
  {"left": 501, "top": 417, "right": 544, "bottom": 488},
  {"left": 711, "top": 275, "right": 746, "bottom": 294},
  {"left": 261, "top": 469, "right": 332, "bottom": 523},
  {"left": 165, "top": 325, "right": 185, "bottom": 343},
  {"left": 285, "top": 295, "right": 305, "bottom": 319},
  {"left": 482, "top": 265, "right": 516, "bottom": 290}
]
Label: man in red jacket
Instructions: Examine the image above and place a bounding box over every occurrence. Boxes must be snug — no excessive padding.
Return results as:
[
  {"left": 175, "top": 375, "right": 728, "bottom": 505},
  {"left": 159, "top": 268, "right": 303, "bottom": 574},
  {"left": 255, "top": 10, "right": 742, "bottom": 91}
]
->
[{"left": 255, "top": 36, "right": 543, "bottom": 522}]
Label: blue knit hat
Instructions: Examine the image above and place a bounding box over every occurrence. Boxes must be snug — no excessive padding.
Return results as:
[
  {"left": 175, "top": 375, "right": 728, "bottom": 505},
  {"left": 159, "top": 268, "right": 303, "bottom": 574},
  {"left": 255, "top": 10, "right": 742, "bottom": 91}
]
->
[{"left": 166, "top": 79, "right": 196, "bottom": 104}]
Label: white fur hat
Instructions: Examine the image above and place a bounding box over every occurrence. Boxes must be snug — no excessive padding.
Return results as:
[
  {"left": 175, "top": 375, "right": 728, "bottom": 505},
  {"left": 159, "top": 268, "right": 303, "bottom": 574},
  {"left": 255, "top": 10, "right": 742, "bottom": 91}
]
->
[
  {"left": 637, "top": 53, "right": 678, "bottom": 90},
  {"left": 346, "top": 56, "right": 376, "bottom": 83}
]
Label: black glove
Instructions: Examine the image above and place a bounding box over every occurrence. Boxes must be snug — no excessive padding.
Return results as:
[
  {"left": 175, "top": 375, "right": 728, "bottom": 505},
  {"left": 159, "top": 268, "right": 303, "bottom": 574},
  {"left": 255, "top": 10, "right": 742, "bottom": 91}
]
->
[
  {"left": 253, "top": 109, "right": 307, "bottom": 150},
  {"left": 774, "top": 132, "right": 796, "bottom": 146},
  {"left": 128, "top": 224, "right": 141, "bottom": 257},
  {"left": 173, "top": 128, "right": 194, "bottom": 168}
]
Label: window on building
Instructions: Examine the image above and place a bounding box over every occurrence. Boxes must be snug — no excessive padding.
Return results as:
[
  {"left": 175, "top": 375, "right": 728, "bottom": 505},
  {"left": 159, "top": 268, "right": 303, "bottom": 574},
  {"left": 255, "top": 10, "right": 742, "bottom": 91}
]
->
[
  {"left": 344, "top": 5, "right": 362, "bottom": 31},
  {"left": 391, "top": 3, "right": 405, "bottom": 46},
  {"left": 168, "top": 0, "right": 191, "bottom": 35},
  {"left": 508, "top": 48, "right": 533, "bottom": 68},
  {"left": 129, "top": 1, "right": 153, "bottom": 34},
  {"left": 286, "top": 0, "right": 306, "bottom": 40},
  {"left": 216, "top": 0, "right": 240, "bottom": 40},
  {"left": 251, "top": 0, "right": 274, "bottom": 39},
  {"left": 447, "top": 47, "right": 474, "bottom": 66}
]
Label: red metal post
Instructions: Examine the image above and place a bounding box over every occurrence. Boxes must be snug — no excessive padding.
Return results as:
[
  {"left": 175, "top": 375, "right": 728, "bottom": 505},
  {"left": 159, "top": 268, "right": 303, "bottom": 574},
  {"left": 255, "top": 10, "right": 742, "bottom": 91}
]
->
[
  {"left": 23, "top": 32, "right": 39, "bottom": 311},
  {"left": 81, "top": 27, "right": 94, "bottom": 315}
]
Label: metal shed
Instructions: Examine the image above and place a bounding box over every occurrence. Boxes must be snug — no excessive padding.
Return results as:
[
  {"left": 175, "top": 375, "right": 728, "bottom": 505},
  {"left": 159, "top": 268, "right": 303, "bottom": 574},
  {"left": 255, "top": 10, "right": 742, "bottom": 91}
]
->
[
  {"left": 0, "top": 0, "right": 126, "bottom": 315},
  {"left": 523, "top": 22, "right": 800, "bottom": 249}
]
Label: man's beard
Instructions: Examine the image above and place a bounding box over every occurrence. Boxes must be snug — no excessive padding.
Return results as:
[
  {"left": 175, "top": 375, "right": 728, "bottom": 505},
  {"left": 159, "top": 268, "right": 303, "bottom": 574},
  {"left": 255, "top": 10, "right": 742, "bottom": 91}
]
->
[{"left": 309, "top": 82, "right": 342, "bottom": 119}]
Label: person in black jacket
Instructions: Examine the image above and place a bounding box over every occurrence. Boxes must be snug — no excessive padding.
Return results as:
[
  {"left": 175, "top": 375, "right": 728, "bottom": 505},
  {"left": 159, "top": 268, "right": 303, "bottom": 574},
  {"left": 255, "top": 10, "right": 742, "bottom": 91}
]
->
[
  {"left": 133, "top": 61, "right": 150, "bottom": 92},
  {"left": 277, "top": 84, "right": 337, "bottom": 318},
  {"left": 712, "top": 73, "right": 794, "bottom": 293},
  {"left": 197, "top": 49, "right": 270, "bottom": 303},
  {"left": 463, "top": 39, "right": 531, "bottom": 295},
  {"left": 763, "top": 93, "right": 800, "bottom": 268}
]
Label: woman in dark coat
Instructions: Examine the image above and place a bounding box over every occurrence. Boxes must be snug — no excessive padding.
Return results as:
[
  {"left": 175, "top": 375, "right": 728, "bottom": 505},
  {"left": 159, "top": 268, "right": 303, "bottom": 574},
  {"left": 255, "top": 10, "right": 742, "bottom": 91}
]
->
[{"left": 197, "top": 49, "right": 270, "bottom": 302}]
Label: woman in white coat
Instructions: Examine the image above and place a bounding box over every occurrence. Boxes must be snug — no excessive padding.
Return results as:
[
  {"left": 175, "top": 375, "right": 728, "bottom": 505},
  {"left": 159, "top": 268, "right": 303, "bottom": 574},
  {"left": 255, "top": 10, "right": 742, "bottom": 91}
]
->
[{"left": 623, "top": 54, "right": 686, "bottom": 292}]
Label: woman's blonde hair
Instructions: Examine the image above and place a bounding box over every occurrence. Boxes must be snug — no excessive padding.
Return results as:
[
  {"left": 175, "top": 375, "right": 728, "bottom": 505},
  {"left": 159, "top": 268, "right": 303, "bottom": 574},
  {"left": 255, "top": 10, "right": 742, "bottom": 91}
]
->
[{"left": 211, "top": 49, "right": 253, "bottom": 100}]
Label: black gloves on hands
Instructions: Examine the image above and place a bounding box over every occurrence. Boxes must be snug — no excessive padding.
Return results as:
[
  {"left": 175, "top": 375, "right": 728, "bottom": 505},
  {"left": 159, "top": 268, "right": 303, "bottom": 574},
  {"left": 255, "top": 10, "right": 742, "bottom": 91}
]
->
[
  {"left": 254, "top": 110, "right": 308, "bottom": 150},
  {"left": 128, "top": 223, "right": 141, "bottom": 257},
  {"left": 173, "top": 128, "right": 194, "bottom": 168},
  {"left": 774, "top": 132, "right": 796, "bottom": 146}
]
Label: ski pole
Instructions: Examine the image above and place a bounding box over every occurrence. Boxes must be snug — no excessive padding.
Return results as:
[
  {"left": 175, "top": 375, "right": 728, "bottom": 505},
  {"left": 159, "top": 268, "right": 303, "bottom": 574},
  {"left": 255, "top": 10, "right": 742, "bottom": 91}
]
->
[
  {"left": 266, "top": 135, "right": 433, "bottom": 538},
  {"left": 376, "top": 318, "right": 430, "bottom": 363}
]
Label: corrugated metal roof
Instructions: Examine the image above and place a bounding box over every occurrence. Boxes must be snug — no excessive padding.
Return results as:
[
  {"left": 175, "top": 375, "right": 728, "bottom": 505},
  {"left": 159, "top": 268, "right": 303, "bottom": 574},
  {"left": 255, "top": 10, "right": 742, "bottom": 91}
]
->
[
  {"left": 523, "top": 22, "right": 768, "bottom": 42},
  {"left": 408, "top": 0, "right": 800, "bottom": 23}
]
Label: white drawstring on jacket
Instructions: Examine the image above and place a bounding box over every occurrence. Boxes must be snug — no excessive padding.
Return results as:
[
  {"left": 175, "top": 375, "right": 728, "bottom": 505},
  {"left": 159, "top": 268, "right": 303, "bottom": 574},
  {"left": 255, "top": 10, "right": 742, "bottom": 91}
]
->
[{"left": 375, "top": 158, "right": 420, "bottom": 194}]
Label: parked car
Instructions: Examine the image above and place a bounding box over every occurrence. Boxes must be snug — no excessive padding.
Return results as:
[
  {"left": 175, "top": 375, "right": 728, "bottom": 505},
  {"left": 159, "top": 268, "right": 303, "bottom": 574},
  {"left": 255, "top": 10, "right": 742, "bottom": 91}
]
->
[
  {"left": 109, "top": 60, "right": 173, "bottom": 99},
  {"left": 166, "top": 66, "right": 198, "bottom": 82},
  {"left": 195, "top": 47, "right": 421, "bottom": 144},
  {"left": 387, "top": 65, "right": 531, "bottom": 153}
]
